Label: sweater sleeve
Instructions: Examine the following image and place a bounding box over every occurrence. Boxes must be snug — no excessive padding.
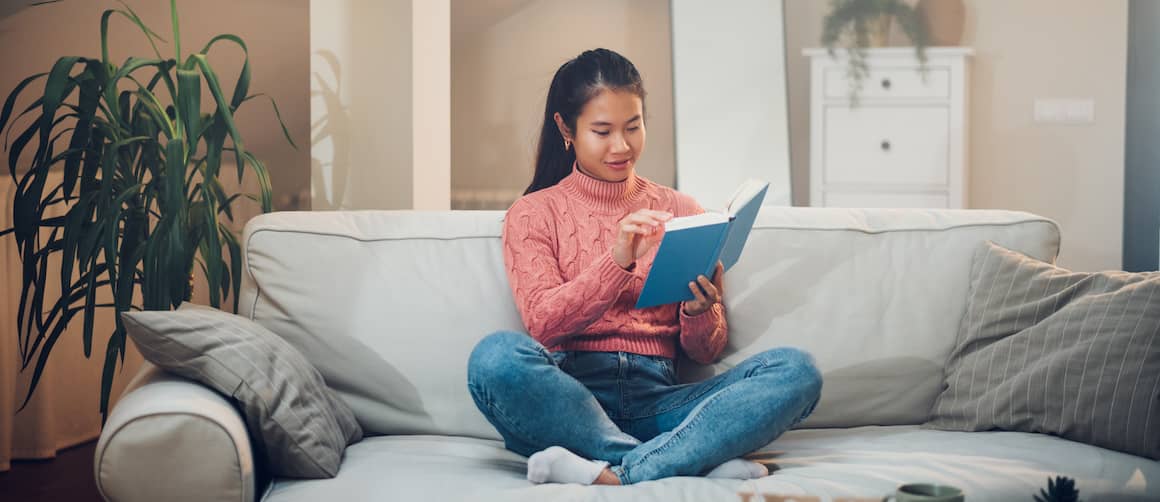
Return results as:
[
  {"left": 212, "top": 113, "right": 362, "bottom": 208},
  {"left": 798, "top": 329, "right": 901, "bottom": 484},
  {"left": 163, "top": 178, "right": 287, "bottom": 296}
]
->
[
  {"left": 674, "top": 193, "right": 729, "bottom": 364},
  {"left": 679, "top": 303, "right": 728, "bottom": 364},
  {"left": 502, "top": 199, "right": 638, "bottom": 348}
]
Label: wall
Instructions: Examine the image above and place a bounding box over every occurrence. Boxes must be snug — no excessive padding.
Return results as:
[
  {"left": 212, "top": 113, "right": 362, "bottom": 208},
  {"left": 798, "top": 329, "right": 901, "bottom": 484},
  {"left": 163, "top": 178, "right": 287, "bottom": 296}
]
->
[
  {"left": 449, "top": 0, "right": 674, "bottom": 209},
  {"left": 0, "top": 0, "right": 310, "bottom": 210},
  {"left": 413, "top": 0, "right": 451, "bottom": 210},
  {"left": 784, "top": 0, "right": 1129, "bottom": 272},
  {"left": 310, "top": 0, "right": 414, "bottom": 210}
]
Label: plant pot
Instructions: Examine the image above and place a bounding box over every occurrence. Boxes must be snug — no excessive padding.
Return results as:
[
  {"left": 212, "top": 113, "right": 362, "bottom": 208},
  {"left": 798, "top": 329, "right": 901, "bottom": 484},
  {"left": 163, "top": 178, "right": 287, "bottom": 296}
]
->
[{"left": 917, "top": 0, "right": 965, "bottom": 46}]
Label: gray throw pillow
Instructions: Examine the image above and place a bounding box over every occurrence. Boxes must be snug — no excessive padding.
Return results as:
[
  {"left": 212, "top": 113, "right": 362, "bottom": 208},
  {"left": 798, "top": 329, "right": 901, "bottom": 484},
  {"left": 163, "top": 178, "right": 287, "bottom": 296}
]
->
[
  {"left": 122, "top": 302, "right": 363, "bottom": 478},
  {"left": 925, "top": 242, "right": 1160, "bottom": 460}
]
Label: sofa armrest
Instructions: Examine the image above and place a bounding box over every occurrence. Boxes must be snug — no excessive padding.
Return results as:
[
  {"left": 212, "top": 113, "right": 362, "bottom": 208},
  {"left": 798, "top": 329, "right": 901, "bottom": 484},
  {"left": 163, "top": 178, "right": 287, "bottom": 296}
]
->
[{"left": 94, "top": 363, "right": 257, "bottom": 502}]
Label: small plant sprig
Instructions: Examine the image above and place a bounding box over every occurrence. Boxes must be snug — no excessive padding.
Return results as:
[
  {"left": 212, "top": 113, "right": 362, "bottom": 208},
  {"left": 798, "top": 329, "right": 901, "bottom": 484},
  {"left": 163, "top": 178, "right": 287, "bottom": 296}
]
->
[
  {"left": 821, "top": 0, "right": 929, "bottom": 103},
  {"left": 1034, "top": 475, "right": 1081, "bottom": 502}
]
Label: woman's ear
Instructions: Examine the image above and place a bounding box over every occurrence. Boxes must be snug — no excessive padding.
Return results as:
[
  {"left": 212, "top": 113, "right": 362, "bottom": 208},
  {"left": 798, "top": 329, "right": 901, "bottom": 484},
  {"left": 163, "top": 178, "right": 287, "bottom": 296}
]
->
[{"left": 553, "top": 112, "right": 572, "bottom": 142}]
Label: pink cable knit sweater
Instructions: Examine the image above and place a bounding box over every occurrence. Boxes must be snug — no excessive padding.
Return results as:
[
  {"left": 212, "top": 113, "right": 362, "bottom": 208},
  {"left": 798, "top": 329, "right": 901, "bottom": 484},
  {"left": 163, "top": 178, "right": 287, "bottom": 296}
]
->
[{"left": 502, "top": 165, "right": 728, "bottom": 364}]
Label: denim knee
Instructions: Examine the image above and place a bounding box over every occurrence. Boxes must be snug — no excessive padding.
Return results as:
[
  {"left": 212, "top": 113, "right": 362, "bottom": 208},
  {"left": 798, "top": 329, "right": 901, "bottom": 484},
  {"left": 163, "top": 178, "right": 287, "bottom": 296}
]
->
[
  {"left": 467, "top": 330, "right": 541, "bottom": 390},
  {"left": 754, "top": 347, "right": 823, "bottom": 399}
]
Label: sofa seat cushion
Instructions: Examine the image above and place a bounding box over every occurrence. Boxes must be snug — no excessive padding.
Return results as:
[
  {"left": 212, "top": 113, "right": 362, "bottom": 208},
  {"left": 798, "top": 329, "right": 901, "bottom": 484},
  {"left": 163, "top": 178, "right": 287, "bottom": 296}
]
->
[{"left": 260, "top": 427, "right": 1158, "bottom": 502}]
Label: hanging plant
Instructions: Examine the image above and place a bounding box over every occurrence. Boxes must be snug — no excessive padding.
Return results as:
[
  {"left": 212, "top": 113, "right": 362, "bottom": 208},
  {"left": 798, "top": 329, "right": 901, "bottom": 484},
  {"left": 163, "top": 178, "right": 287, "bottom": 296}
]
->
[{"left": 821, "top": 0, "right": 930, "bottom": 102}]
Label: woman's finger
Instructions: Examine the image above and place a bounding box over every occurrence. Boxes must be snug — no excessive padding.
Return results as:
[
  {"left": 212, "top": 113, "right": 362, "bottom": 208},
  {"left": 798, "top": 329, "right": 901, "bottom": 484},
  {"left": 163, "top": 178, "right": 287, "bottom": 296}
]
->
[
  {"left": 620, "top": 223, "right": 656, "bottom": 236},
  {"left": 688, "top": 280, "right": 706, "bottom": 304},
  {"left": 697, "top": 275, "right": 718, "bottom": 300},
  {"left": 624, "top": 214, "right": 666, "bottom": 228},
  {"left": 636, "top": 209, "right": 673, "bottom": 221}
]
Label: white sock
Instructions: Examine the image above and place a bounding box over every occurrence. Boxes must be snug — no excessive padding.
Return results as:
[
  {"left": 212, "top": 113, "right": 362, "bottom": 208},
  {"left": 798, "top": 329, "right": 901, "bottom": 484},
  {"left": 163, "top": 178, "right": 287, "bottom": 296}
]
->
[
  {"left": 705, "top": 458, "right": 769, "bottom": 479},
  {"left": 526, "top": 446, "right": 610, "bottom": 485}
]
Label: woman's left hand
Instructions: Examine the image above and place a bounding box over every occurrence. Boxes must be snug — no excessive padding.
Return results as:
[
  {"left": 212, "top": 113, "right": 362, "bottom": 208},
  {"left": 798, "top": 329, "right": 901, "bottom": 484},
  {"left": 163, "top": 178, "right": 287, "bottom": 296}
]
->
[{"left": 682, "top": 261, "right": 724, "bottom": 316}]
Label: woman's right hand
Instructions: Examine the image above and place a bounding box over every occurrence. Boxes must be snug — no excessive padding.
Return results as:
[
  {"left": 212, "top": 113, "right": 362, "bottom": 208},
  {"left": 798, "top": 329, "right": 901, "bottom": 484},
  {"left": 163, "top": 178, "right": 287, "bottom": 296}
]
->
[{"left": 612, "top": 209, "right": 673, "bottom": 269}]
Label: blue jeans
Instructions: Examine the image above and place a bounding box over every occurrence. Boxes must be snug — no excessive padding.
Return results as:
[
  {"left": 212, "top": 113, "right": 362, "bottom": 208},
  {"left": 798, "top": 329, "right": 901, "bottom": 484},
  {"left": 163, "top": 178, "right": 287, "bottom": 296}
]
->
[{"left": 466, "top": 331, "right": 822, "bottom": 484}]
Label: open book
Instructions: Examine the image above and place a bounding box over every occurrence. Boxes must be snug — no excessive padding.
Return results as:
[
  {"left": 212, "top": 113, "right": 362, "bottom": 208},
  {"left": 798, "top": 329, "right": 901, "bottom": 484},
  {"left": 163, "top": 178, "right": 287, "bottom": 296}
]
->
[{"left": 635, "top": 179, "right": 770, "bottom": 309}]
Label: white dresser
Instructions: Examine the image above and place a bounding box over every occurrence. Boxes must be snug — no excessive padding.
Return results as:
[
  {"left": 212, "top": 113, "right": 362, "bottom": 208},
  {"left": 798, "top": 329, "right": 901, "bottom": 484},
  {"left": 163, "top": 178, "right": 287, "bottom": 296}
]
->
[{"left": 804, "top": 47, "right": 973, "bottom": 209}]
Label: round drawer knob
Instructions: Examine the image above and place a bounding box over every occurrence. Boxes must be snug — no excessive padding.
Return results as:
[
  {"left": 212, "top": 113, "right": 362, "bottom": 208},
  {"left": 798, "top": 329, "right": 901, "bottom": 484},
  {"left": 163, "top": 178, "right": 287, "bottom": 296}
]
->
[
  {"left": 881, "top": 140, "right": 892, "bottom": 151},
  {"left": 881, "top": 78, "right": 892, "bottom": 90}
]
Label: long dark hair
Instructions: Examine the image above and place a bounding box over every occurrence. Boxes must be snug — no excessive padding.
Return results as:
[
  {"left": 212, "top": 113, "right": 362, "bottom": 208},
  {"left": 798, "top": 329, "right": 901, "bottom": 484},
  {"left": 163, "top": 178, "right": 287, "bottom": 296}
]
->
[{"left": 525, "top": 48, "right": 646, "bottom": 195}]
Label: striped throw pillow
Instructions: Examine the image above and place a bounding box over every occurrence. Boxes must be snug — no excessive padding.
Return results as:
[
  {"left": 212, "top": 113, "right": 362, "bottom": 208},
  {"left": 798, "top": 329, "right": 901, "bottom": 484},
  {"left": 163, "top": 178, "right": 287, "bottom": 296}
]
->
[
  {"left": 122, "top": 302, "right": 363, "bottom": 477},
  {"left": 926, "top": 241, "right": 1160, "bottom": 460}
]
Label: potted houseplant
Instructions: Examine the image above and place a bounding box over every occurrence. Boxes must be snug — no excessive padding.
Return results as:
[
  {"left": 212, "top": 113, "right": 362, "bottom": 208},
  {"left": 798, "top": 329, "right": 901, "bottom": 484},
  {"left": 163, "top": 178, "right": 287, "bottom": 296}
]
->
[
  {"left": 0, "top": 0, "right": 294, "bottom": 419},
  {"left": 821, "top": 0, "right": 930, "bottom": 101}
]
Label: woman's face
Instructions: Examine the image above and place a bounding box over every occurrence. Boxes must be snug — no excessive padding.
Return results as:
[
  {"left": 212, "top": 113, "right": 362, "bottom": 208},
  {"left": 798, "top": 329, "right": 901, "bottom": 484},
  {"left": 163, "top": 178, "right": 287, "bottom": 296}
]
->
[{"left": 558, "top": 88, "right": 646, "bottom": 183}]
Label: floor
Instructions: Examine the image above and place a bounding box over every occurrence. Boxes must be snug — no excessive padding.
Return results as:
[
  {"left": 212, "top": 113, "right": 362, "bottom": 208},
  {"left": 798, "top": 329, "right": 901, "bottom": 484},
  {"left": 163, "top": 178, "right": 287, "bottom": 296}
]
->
[{"left": 0, "top": 440, "right": 103, "bottom": 502}]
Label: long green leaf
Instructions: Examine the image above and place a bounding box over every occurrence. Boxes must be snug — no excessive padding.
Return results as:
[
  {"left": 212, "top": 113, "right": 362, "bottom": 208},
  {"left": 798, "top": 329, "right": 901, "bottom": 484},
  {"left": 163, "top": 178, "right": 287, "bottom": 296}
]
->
[
  {"left": 82, "top": 245, "right": 99, "bottom": 358},
  {"left": 8, "top": 115, "right": 40, "bottom": 181},
  {"left": 20, "top": 305, "right": 77, "bottom": 409},
  {"left": 62, "top": 65, "right": 103, "bottom": 201},
  {"left": 99, "top": 327, "right": 124, "bottom": 419},
  {"left": 176, "top": 69, "right": 200, "bottom": 153},
  {"left": 20, "top": 269, "right": 113, "bottom": 412},
  {"left": 169, "top": 0, "right": 182, "bottom": 62},
  {"left": 191, "top": 55, "right": 247, "bottom": 184},
  {"left": 22, "top": 287, "right": 108, "bottom": 368},
  {"left": 198, "top": 34, "right": 250, "bottom": 109},
  {"left": 242, "top": 93, "right": 296, "bottom": 149},
  {"left": 201, "top": 183, "right": 222, "bottom": 307},
  {"left": 0, "top": 73, "right": 47, "bottom": 141},
  {"left": 104, "top": 57, "right": 172, "bottom": 129},
  {"left": 221, "top": 224, "right": 242, "bottom": 313},
  {"left": 163, "top": 139, "right": 188, "bottom": 307},
  {"left": 101, "top": 7, "right": 165, "bottom": 64},
  {"left": 204, "top": 174, "right": 234, "bottom": 221},
  {"left": 133, "top": 88, "right": 176, "bottom": 140},
  {"left": 60, "top": 190, "right": 100, "bottom": 320},
  {"left": 232, "top": 149, "right": 272, "bottom": 212},
  {"left": 38, "top": 57, "right": 83, "bottom": 172},
  {"left": 5, "top": 97, "right": 43, "bottom": 149}
]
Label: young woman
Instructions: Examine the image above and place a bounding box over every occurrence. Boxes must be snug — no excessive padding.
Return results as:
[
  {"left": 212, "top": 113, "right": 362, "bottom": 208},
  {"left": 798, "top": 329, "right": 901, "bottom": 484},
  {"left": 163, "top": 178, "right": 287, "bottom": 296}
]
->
[{"left": 467, "top": 48, "right": 822, "bottom": 486}]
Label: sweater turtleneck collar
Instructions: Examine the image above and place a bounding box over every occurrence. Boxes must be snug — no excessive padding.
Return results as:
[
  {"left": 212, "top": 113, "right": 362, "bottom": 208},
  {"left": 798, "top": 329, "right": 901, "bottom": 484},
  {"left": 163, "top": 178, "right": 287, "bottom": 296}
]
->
[{"left": 558, "top": 161, "right": 647, "bottom": 213}]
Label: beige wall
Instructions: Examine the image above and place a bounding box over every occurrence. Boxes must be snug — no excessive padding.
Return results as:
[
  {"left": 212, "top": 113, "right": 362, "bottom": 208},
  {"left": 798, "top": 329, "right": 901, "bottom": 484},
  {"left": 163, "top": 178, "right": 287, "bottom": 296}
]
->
[
  {"left": 0, "top": 1, "right": 310, "bottom": 210},
  {"left": 413, "top": 0, "right": 452, "bottom": 210},
  {"left": 785, "top": 0, "right": 1128, "bottom": 272},
  {"left": 310, "top": 0, "right": 414, "bottom": 210},
  {"left": 450, "top": 0, "right": 674, "bottom": 209}
]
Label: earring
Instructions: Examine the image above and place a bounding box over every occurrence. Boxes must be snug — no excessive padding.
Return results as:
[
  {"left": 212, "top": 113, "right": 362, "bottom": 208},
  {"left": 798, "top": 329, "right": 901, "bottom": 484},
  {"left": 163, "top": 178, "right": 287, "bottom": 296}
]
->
[{"left": 564, "top": 138, "right": 572, "bottom": 151}]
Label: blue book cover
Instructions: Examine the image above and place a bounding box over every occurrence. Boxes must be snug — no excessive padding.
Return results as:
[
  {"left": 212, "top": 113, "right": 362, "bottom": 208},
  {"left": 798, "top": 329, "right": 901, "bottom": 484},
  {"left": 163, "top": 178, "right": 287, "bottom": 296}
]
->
[{"left": 635, "top": 180, "right": 769, "bottom": 309}]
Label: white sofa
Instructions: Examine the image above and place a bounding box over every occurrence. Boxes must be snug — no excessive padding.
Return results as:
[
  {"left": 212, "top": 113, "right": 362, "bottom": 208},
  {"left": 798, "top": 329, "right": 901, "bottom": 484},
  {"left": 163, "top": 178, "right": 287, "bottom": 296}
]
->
[{"left": 94, "top": 207, "right": 1160, "bottom": 502}]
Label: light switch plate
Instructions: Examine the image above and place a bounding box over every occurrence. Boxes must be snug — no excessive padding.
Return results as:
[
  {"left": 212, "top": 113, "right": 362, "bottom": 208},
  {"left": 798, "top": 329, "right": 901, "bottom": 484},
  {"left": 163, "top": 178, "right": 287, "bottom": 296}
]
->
[
  {"left": 1065, "top": 99, "right": 1095, "bottom": 122},
  {"left": 1034, "top": 98, "right": 1095, "bottom": 124}
]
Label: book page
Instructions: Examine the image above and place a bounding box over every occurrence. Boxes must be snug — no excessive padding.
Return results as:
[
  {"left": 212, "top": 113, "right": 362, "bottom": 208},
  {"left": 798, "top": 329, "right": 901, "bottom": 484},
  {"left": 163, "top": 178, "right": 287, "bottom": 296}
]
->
[
  {"left": 664, "top": 212, "right": 729, "bottom": 231},
  {"left": 726, "top": 179, "right": 770, "bottom": 216}
]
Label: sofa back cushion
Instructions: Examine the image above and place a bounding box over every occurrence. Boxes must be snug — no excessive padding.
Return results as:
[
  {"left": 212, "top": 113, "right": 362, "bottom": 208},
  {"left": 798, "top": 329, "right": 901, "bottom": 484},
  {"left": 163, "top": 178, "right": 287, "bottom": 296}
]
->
[{"left": 238, "top": 208, "right": 1059, "bottom": 437}]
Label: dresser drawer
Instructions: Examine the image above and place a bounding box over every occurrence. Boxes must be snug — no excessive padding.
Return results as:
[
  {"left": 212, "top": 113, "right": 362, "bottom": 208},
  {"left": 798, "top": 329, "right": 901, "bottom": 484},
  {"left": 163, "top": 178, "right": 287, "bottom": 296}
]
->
[
  {"left": 824, "top": 66, "right": 950, "bottom": 100},
  {"left": 823, "top": 105, "right": 949, "bottom": 186},
  {"left": 823, "top": 191, "right": 948, "bottom": 208}
]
